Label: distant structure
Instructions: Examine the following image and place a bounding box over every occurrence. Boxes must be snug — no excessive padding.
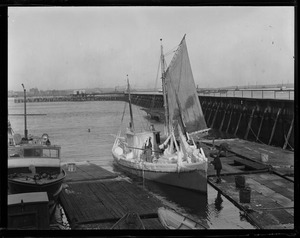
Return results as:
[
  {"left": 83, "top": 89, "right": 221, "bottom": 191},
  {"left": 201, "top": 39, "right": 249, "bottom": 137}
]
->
[{"left": 73, "top": 90, "right": 86, "bottom": 95}]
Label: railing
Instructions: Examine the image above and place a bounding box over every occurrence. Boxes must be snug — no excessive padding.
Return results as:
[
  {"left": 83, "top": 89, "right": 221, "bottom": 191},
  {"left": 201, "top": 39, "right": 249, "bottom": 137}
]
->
[{"left": 198, "top": 89, "right": 294, "bottom": 100}]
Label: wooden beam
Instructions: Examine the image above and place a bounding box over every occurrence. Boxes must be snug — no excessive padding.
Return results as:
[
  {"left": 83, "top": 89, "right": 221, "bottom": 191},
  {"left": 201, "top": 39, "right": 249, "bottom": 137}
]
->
[
  {"left": 256, "top": 108, "right": 269, "bottom": 142},
  {"left": 244, "top": 107, "right": 256, "bottom": 140},
  {"left": 226, "top": 106, "right": 234, "bottom": 133},
  {"left": 268, "top": 108, "right": 282, "bottom": 145},
  {"left": 211, "top": 102, "right": 221, "bottom": 128},
  {"left": 234, "top": 107, "right": 244, "bottom": 136},
  {"left": 207, "top": 102, "right": 216, "bottom": 126},
  {"left": 283, "top": 115, "right": 294, "bottom": 150},
  {"left": 219, "top": 104, "right": 230, "bottom": 131}
]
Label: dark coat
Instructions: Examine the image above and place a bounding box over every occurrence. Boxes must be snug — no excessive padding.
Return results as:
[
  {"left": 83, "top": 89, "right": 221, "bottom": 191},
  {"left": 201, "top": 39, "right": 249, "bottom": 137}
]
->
[{"left": 211, "top": 156, "right": 222, "bottom": 170}]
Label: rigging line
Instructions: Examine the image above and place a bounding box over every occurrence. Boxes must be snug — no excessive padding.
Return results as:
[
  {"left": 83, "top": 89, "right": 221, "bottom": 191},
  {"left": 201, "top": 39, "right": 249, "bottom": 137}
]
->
[
  {"left": 150, "top": 56, "right": 162, "bottom": 110},
  {"left": 164, "top": 44, "right": 179, "bottom": 56},
  {"left": 120, "top": 100, "right": 127, "bottom": 124}
]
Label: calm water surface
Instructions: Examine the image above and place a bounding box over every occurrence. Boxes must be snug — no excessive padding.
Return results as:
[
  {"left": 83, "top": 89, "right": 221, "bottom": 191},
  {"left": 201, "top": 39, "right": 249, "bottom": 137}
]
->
[{"left": 8, "top": 98, "right": 256, "bottom": 229}]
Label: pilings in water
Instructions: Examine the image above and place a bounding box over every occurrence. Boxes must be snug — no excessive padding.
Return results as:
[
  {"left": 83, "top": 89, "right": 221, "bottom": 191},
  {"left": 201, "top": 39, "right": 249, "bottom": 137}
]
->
[
  {"left": 202, "top": 97, "right": 294, "bottom": 150},
  {"left": 127, "top": 94, "right": 294, "bottom": 150},
  {"left": 13, "top": 92, "right": 294, "bottom": 150},
  {"left": 13, "top": 94, "right": 126, "bottom": 103}
]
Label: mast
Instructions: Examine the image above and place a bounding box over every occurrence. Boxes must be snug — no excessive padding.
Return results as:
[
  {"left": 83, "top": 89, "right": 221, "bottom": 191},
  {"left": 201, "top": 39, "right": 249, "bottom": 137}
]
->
[
  {"left": 160, "top": 39, "right": 169, "bottom": 135},
  {"left": 127, "top": 75, "right": 134, "bottom": 131},
  {"left": 21, "top": 83, "right": 28, "bottom": 140}
]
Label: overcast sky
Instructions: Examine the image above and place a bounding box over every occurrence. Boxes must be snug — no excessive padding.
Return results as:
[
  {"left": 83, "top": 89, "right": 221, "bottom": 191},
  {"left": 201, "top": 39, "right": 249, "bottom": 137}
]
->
[{"left": 8, "top": 7, "right": 294, "bottom": 91}]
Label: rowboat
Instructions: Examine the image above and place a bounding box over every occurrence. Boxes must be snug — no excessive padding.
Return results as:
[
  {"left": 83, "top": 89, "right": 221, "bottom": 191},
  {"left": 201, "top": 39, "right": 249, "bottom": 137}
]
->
[
  {"left": 158, "top": 207, "right": 207, "bottom": 229},
  {"left": 111, "top": 212, "right": 145, "bottom": 229}
]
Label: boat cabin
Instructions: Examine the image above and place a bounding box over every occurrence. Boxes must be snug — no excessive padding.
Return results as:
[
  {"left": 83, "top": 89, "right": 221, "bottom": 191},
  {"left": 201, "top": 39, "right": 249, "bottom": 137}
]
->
[{"left": 8, "top": 144, "right": 62, "bottom": 175}]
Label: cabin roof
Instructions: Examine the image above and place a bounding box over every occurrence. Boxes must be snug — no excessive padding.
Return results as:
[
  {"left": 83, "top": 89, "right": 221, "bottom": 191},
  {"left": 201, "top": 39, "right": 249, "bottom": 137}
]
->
[{"left": 8, "top": 192, "right": 49, "bottom": 205}]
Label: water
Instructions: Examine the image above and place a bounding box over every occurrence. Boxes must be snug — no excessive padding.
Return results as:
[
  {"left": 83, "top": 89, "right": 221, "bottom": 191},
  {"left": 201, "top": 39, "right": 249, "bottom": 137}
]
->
[{"left": 8, "top": 98, "right": 256, "bottom": 229}]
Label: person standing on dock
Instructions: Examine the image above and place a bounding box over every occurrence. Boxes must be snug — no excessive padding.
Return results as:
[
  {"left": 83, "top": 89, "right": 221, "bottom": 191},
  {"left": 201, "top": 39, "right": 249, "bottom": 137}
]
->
[{"left": 211, "top": 155, "right": 222, "bottom": 183}]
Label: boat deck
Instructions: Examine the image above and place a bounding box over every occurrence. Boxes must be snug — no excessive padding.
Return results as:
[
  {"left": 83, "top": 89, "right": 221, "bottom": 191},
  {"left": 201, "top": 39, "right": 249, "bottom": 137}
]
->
[
  {"left": 203, "top": 138, "right": 294, "bottom": 229},
  {"left": 59, "top": 162, "right": 164, "bottom": 229}
]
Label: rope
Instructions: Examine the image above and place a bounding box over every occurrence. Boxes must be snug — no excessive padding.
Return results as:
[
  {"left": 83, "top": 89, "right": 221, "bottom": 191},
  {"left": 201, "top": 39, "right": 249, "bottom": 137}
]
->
[{"left": 164, "top": 45, "right": 179, "bottom": 57}]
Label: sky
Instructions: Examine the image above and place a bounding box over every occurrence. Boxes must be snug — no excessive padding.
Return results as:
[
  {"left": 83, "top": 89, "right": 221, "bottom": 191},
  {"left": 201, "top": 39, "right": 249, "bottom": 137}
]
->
[{"left": 8, "top": 7, "right": 294, "bottom": 91}]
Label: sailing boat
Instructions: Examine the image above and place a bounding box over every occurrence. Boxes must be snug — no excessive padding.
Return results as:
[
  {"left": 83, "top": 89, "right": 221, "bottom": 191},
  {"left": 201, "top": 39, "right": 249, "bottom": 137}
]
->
[{"left": 112, "top": 35, "right": 210, "bottom": 192}]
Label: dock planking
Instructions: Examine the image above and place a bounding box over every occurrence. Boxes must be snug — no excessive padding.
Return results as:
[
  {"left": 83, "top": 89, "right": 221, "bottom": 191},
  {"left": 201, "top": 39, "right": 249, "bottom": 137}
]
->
[
  {"left": 204, "top": 148, "right": 269, "bottom": 177},
  {"left": 202, "top": 138, "right": 294, "bottom": 177},
  {"left": 74, "top": 217, "right": 164, "bottom": 229},
  {"left": 59, "top": 162, "right": 165, "bottom": 229},
  {"left": 208, "top": 172, "right": 294, "bottom": 229},
  {"left": 62, "top": 162, "right": 118, "bottom": 182},
  {"left": 203, "top": 138, "right": 294, "bottom": 229}
]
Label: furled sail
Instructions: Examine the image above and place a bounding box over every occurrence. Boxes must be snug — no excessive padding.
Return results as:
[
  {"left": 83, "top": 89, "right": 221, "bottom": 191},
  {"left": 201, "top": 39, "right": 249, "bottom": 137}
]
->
[{"left": 164, "top": 35, "right": 207, "bottom": 137}]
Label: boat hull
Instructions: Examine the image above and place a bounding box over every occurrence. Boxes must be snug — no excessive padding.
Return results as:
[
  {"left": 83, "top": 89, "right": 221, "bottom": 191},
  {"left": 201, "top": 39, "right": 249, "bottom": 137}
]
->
[
  {"left": 111, "top": 213, "right": 145, "bottom": 229},
  {"left": 8, "top": 169, "right": 66, "bottom": 202},
  {"left": 112, "top": 152, "right": 207, "bottom": 193},
  {"left": 158, "top": 207, "right": 206, "bottom": 229}
]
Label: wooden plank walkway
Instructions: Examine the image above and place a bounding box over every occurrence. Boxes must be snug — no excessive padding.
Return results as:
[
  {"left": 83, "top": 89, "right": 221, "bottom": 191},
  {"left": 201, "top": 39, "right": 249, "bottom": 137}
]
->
[
  {"left": 61, "top": 162, "right": 118, "bottom": 182},
  {"left": 208, "top": 174, "right": 294, "bottom": 229},
  {"left": 202, "top": 138, "right": 294, "bottom": 229},
  {"left": 202, "top": 138, "right": 294, "bottom": 178},
  {"left": 59, "top": 138, "right": 294, "bottom": 230},
  {"left": 59, "top": 162, "right": 164, "bottom": 229}
]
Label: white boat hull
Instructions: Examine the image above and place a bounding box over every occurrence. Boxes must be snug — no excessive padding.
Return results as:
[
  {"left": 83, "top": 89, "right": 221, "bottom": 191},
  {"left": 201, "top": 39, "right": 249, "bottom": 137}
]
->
[
  {"left": 112, "top": 147, "right": 207, "bottom": 193},
  {"left": 158, "top": 207, "right": 206, "bottom": 229}
]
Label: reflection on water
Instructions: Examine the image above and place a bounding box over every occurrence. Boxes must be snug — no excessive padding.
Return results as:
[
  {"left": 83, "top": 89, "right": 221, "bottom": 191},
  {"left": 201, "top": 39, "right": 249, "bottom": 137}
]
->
[
  {"left": 214, "top": 192, "right": 223, "bottom": 212},
  {"left": 113, "top": 164, "right": 256, "bottom": 229}
]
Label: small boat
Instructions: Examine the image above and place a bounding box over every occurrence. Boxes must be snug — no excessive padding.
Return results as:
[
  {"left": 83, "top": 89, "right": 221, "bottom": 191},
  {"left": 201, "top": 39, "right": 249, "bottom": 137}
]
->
[
  {"left": 8, "top": 84, "right": 65, "bottom": 205},
  {"left": 112, "top": 35, "right": 210, "bottom": 192},
  {"left": 140, "top": 107, "right": 165, "bottom": 122},
  {"left": 158, "top": 207, "right": 206, "bottom": 229},
  {"left": 111, "top": 212, "right": 145, "bottom": 229}
]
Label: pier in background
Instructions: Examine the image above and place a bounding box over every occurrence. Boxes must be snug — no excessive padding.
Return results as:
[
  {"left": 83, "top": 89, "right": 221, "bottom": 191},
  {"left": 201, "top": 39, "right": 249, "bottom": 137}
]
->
[{"left": 12, "top": 88, "right": 294, "bottom": 150}]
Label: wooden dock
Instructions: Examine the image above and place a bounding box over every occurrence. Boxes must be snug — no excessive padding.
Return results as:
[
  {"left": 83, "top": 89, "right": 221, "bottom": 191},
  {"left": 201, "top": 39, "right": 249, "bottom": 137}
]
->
[
  {"left": 59, "top": 162, "right": 164, "bottom": 229},
  {"left": 58, "top": 138, "right": 294, "bottom": 230},
  {"left": 203, "top": 138, "right": 294, "bottom": 229}
]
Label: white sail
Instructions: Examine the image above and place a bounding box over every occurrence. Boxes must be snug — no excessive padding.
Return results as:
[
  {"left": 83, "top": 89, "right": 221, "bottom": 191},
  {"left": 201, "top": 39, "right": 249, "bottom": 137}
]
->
[{"left": 164, "top": 36, "right": 207, "bottom": 138}]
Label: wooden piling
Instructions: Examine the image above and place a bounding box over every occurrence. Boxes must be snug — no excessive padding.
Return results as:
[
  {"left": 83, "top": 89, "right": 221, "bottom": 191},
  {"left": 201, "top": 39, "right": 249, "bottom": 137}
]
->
[
  {"left": 234, "top": 107, "right": 244, "bottom": 136},
  {"left": 244, "top": 107, "right": 256, "bottom": 140},
  {"left": 211, "top": 102, "right": 221, "bottom": 128},
  {"left": 219, "top": 104, "right": 230, "bottom": 131},
  {"left": 203, "top": 101, "right": 209, "bottom": 117},
  {"left": 283, "top": 115, "right": 294, "bottom": 150},
  {"left": 268, "top": 108, "right": 282, "bottom": 145},
  {"left": 207, "top": 102, "right": 216, "bottom": 126},
  {"left": 256, "top": 108, "right": 268, "bottom": 142},
  {"left": 226, "top": 105, "right": 234, "bottom": 133}
]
